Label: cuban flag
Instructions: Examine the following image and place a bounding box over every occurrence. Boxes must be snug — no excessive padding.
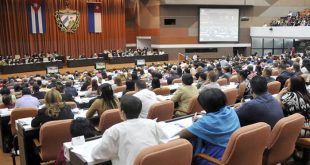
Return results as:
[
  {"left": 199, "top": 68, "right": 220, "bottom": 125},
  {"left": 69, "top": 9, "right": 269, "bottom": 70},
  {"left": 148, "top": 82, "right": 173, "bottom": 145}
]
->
[
  {"left": 87, "top": 3, "right": 102, "bottom": 33},
  {"left": 27, "top": 0, "right": 46, "bottom": 34}
]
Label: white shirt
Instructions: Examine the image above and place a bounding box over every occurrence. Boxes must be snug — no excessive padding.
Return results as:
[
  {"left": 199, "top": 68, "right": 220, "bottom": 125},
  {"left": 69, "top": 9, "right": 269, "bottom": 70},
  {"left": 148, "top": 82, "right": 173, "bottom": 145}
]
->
[
  {"left": 133, "top": 89, "right": 159, "bottom": 118},
  {"left": 91, "top": 119, "right": 168, "bottom": 165}
]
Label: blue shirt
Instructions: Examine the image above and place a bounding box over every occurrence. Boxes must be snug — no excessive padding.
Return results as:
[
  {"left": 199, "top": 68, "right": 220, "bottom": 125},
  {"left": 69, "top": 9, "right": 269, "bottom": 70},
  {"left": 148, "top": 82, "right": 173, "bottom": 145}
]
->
[
  {"left": 15, "top": 95, "right": 40, "bottom": 109},
  {"left": 236, "top": 92, "right": 284, "bottom": 128}
]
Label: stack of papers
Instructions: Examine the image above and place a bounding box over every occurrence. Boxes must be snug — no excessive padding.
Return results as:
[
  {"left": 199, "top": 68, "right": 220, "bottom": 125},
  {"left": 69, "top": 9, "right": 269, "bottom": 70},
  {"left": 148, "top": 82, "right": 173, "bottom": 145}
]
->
[
  {"left": 158, "top": 117, "right": 194, "bottom": 139},
  {"left": 16, "top": 117, "right": 33, "bottom": 131},
  {"left": 70, "top": 138, "right": 104, "bottom": 164},
  {"left": 0, "top": 108, "right": 11, "bottom": 117}
]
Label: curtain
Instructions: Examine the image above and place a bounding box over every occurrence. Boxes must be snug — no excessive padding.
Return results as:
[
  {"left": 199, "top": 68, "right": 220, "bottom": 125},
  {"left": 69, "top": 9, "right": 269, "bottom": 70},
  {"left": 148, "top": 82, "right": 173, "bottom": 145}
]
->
[{"left": 0, "top": 0, "right": 126, "bottom": 58}]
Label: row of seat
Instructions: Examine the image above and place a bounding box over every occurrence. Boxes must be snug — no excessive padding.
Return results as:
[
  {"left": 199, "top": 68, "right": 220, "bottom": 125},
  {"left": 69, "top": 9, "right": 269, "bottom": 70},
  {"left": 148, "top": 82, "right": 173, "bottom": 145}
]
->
[
  {"left": 26, "top": 113, "right": 305, "bottom": 165},
  {"left": 136, "top": 113, "right": 305, "bottom": 165}
]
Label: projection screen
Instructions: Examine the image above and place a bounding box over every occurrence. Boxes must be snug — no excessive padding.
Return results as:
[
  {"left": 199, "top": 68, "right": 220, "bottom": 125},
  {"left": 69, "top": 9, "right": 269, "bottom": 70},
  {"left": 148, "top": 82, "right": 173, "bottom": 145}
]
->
[{"left": 199, "top": 8, "right": 239, "bottom": 42}]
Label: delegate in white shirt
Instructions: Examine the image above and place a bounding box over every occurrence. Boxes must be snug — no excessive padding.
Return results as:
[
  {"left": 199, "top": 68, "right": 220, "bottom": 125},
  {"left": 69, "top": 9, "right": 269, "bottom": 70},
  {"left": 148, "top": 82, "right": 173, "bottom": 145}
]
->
[
  {"left": 133, "top": 89, "right": 159, "bottom": 118},
  {"left": 91, "top": 118, "right": 169, "bottom": 165}
]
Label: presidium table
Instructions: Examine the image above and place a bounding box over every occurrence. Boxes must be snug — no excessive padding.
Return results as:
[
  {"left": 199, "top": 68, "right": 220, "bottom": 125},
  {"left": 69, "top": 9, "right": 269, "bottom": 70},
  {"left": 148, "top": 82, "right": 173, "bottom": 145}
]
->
[
  {"left": 66, "top": 54, "right": 169, "bottom": 67},
  {"left": 0, "top": 61, "right": 64, "bottom": 74},
  {"left": 0, "top": 54, "right": 169, "bottom": 73}
]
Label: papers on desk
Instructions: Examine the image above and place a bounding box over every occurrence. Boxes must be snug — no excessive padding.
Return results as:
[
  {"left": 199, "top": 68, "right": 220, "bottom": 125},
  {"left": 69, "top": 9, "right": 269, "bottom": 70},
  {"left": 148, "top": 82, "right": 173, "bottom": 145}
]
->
[
  {"left": 69, "top": 138, "right": 103, "bottom": 165},
  {"left": 114, "top": 92, "right": 123, "bottom": 99},
  {"left": 158, "top": 117, "right": 194, "bottom": 140},
  {"left": 167, "top": 84, "right": 180, "bottom": 91},
  {"left": 78, "top": 91, "right": 88, "bottom": 97},
  {"left": 74, "top": 110, "right": 87, "bottom": 119},
  {"left": 156, "top": 95, "right": 173, "bottom": 101},
  {"left": 74, "top": 96, "right": 96, "bottom": 104},
  {"left": 0, "top": 108, "right": 11, "bottom": 117},
  {"left": 221, "top": 84, "right": 238, "bottom": 91},
  {"left": 16, "top": 117, "right": 33, "bottom": 131}
]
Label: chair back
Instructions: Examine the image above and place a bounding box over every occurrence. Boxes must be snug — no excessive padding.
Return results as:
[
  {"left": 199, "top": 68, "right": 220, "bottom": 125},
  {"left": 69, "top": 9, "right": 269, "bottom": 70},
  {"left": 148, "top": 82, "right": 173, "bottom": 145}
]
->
[
  {"left": 217, "top": 78, "right": 228, "bottom": 86},
  {"left": 153, "top": 87, "right": 170, "bottom": 96},
  {"left": 98, "top": 109, "right": 123, "bottom": 133},
  {"left": 125, "top": 91, "right": 137, "bottom": 96},
  {"left": 113, "top": 85, "right": 126, "bottom": 93},
  {"left": 172, "top": 79, "right": 182, "bottom": 84},
  {"left": 224, "top": 88, "right": 238, "bottom": 106},
  {"left": 134, "top": 139, "right": 193, "bottom": 165},
  {"left": 229, "top": 75, "right": 239, "bottom": 83},
  {"left": 65, "top": 102, "right": 77, "bottom": 109},
  {"left": 221, "top": 122, "right": 271, "bottom": 165},
  {"left": 267, "top": 81, "right": 281, "bottom": 95},
  {"left": 39, "top": 119, "right": 72, "bottom": 161},
  {"left": 264, "top": 114, "right": 305, "bottom": 165},
  {"left": 10, "top": 108, "right": 38, "bottom": 136},
  {"left": 187, "top": 95, "right": 203, "bottom": 114},
  {"left": 147, "top": 100, "right": 174, "bottom": 122}
]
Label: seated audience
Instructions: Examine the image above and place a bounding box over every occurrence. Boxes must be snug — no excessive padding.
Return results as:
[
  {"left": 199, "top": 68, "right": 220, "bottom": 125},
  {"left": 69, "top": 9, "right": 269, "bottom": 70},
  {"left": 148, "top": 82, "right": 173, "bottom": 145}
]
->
[
  {"left": 196, "top": 72, "right": 207, "bottom": 89},
  {"left": 47, "top": 78, "right": 57, "bottom": 89},
  {"left": 172, "top": 74, "right": 199, "bottom": 116},
  {"left": 39, "top": 80, "right": 50, "bottom": 92},
  {"left": 86, "top": 83, "right": 119, "bottom": 119},
  {"left": 91, "top": 95, "right": 168, "bottom": 164},
  {"left": 0, "top": 86, "right": 16, "bottom": 105},
  {"left": 235, "top": 76, "right": 284, "bottom": 128},
  {"left": 87, "top": 79, "right": 99, "bottom": 96},
  {"left": 301, "top": 58, "right": 310, "bottom": 82},
  {"left": 221, "top": 66, "right": 232, "bottom": 82},
  {"left": 133, "top": 80, "right": 159, "bottom": 118},
  {"left": 199, "top": 71, "right": 221, "bottom": 93},
  {"left": 276, "top": 63, "right": 294, "bottom": 89},
  {"left": 64, "top": 81, "right": 78, "bottom": 97},
  {"left": 123, "top": 80, "right": 135, "bottom": 95},
  {"left": 292, "top": 62, "right": 302, "bottom": 77},
  {"left": 276, "top": 76, "right": 310, "bottom": 124},
  {"left": 13, "top": 84, "right": 22, "bottom": 98},
  {"left": 180, "top": 88, "right": 240, "bottom": 164},
  {"left": 236, "top": 70, "right": 251, "bottom": 101},
  {"left": 247, "top": 65, "right": 256, "bottom": 80},
  {"left": 56, "top": 83, "right": 74, "bottom": 102},
  {"left": 2, "top": 94, "right": 15, "bottom": 109},
  {"left": 31, "top": 89, "right": 74, "bottom": 127},
  {"left": 262, "top": 67, "right": 275, "bottom": 83},
  {"left": 15, "top": 87, "right": 40, "bottom": 108},
  {"left": 150, "top": 77, "right": 161, "bottom": 90},
  {"left": 112, "top": 76, "right": 122, "bottom": 89},
  {"left": 55, "top": 117, "right": 98, "bottom": 165},
  {"left": 32, "top": 84, "right": 46, "bottom": 100}
]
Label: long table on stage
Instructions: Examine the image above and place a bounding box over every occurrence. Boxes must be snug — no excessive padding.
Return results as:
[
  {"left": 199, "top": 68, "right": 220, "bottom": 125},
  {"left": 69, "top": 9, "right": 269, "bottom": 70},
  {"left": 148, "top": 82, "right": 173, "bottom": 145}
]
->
[
  {"left": 67, "top": 58, "right": 106, "bottom": 68},
  {"left": 108, "top": 54, "right": 169, "bottom": 64},
  {"left": 0, "top": 61, "right": 64, "bottom": 74}
]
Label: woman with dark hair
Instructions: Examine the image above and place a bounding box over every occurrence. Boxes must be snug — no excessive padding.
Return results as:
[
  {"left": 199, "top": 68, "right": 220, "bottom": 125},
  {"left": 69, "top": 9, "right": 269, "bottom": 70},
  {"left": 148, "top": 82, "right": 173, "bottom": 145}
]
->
[
  {"left": 277, "top": 76, "right": 310, "bottom": 123},
  {"left": 86, "top": 83, "right": 120, "bottom": 119},
  {"left": 123, "top": 80, "right": 135, "bottom": 95},
  {"left": 236, "top": 69, "right": 251, "bottom": 101},
  {"left": 151, "top": 77, "right": 161, "bottom": 90},
  {"left": 171, "top": 74, "right": 199, "bottom": 116},
  {"left": 55, "top": 117, "right": 98, "bottom": 165},
  {"left": 87, "top": 79, "right": 99, "bottom": 96},
  {"left": 180, "top": 88, "right": 240, "bottom": 164}
]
